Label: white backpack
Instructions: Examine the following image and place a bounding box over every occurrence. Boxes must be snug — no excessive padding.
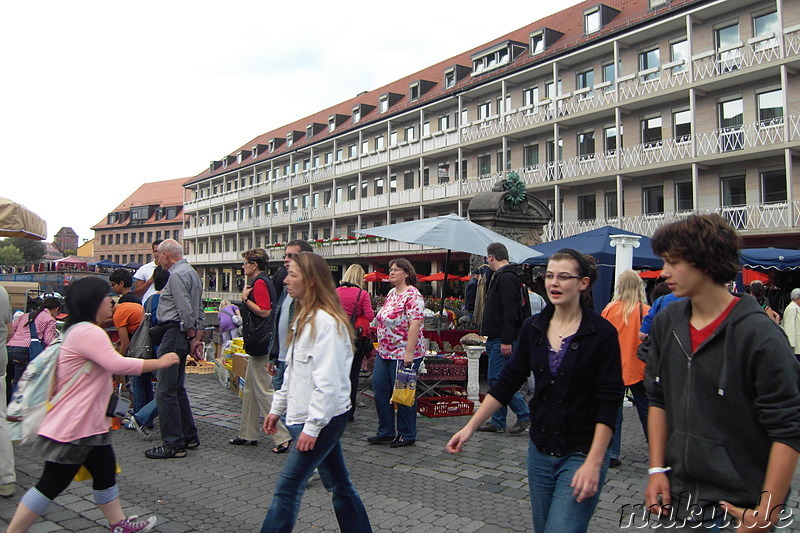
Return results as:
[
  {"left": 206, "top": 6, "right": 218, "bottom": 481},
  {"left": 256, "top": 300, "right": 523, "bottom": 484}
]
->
[{"left": 7, "top": 324, "right": 93, "bottom": 444}]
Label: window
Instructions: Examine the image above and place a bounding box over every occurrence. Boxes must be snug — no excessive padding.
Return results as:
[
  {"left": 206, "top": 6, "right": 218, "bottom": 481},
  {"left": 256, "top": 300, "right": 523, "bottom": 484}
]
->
[
  {"left": 639, "top": 48, "right": 660, "bottom": 80},
  {"left": 577, "top": 131, "right": 595, "bottom": 160},
  {"left": 438, "top": 164, "right": 450, "bottom": 184},
  {"left": 324, "top": 152, "right": 332, "bottom": 165},
  {"left": 757, "top": 89, "right": 783, "bottom": 127},
  {"left": 336, "top": 148, "right": 343, "bottom": 162},
  {"left": 348, "top": 144, "right": 357, "bottom": 159},
  {"left": 523, "top": 144, "right": 539, "bottom": 167},
  {"left": 577, "top": 194, "right": 596, "bottom": 220},
  {"left": 376, "top": 135, "right": 385, "bottom": 150},
  {"left": 605, "top": 191, "right": 618, "bottom": 218},
  {"left": 762, "top": 169, "right": 787, "bottom": 204},
  {"left": 379, "top": 96, "right": 389, "bottom": 113},
  {"left": 664, "top": 42, "right": 686, "bottom": 76},
  {"left": 328, "top": 117, "right": 336, "bottom": 132},
  {"left": 604, "top": 125, "right": 619, "bottom": 153},
  {"left": 423, "top": 168, "right": 430, "bottom": 187},
  {"left": 404, "top": 171, "right": 415, "bottom": 189},
  {"left": 405, "top": 126, "right": 415, "bottom": 142},
  {"left": 496, "top": 150, "right": 511, "bottom": 171},
  {"left": 422, "top": 121, "right": 430, "bottom": 137},
  {"left": 115, "top": 234, "right": 120, "bottom": 244},
  {"left": 101, "top": 234, "right": 106, "bottom": 245},
  {"left": 445, "top": 69, "right": 456, "bottom": 89},
  {"left": 438, "top": 115, "right": 450, "bottom": 131},
  {"left": 478, "top": 155, "right": 491, "bottom": 176},
  {"left": 306, "top": 125, "right": 314, "bottom": 139},
  {"left": 324, "top": 189, "right": 332, "bottom": 205},
  {"left": 312, "top": 155, "right": 319, "bottom": 168},
  {"left": 545, "top": 80, "right": 562, "bottom": 100},
  {"left": 673, "top": 109, "right": 691, "bottom": 142},
  {"left": 716, "top": 23, "right": 741, "bottom": 72},
  {"left": 302, "top": 194, "right": 309, "bottom": 209},
  {"left": 576, "top": 69, "right": 594, "bottom": 92},
  {"left": 477, "top": 102, "right": 491, "bottom": 120},
  {"left": 390, "top": 131, "right": 398, "bottom": 145},
  {"left": 649, "top": 0, "right": 669, "bottom": 7},
  {"left": 641, "top": 117, "right": 662, "bottom": 148},
  {"left": 361, "top": 139, "right": 369, "bottom": 154},
  {"left": 721, "top": 175, "right": 746, "bottom": 207},
  {"left": 410, "top": 83, "right": 420, "bottom": 101},
  {"left": 522, "top": 87, "right": 539, "bottom": 107},
  {"left": 643, "top": 185, "right": 664, "bottom": 215},
  {"left": 718, "top": 98, "right": 744, "bottom": 151},
  {"left": 390, "top": 175, "right": 397, "bottom": 193},
  {"left": 754, "top": 11, "right": 779, "bottom": 50},
  {"left": 585, "top": 9, "right": 601, "bottom": 34},
  {"left": 602, "top": 62, "right": 617, "bottom": 84},
  {"left": 531, "top": 32, "right": 544, "bottom": 54},
  {"left": 675, "top": 182, "right": 693, "bottom": 211},
  {"left": 353, "top": 107, "right": 361, "bottom": 123},
  {"left": 361, "top": 181, "right": 368, "bottom": 198}
]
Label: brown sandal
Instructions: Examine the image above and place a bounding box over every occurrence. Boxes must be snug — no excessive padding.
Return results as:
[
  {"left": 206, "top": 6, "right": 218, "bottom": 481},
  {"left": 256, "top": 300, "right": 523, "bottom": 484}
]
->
[{"left": 272, "top": 440, "right": 291, "bottom": 454}]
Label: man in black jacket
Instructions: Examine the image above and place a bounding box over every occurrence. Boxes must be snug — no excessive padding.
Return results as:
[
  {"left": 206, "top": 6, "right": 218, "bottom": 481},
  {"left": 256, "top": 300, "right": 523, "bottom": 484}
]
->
[{"left": 478, "top": 242, "right": 531, "bottom": 434}]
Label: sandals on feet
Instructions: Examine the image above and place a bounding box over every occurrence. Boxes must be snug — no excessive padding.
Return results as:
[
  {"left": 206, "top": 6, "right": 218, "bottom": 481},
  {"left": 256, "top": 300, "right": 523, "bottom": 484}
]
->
[
  {"left": 229, "top": 438, "right": 258, "bottom": 446},
  {"left": 272, "top": 441, "right": 292, "bottom": 454}
]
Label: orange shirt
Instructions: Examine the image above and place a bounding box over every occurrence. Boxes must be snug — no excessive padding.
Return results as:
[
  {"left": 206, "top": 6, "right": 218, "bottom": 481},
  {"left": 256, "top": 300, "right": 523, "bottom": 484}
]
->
[
  {"left": 601, "top": 300, "right": 650, "bottom": 386},
  {"left": 113, "top": 302, "right": 143, "bottom": 335}
]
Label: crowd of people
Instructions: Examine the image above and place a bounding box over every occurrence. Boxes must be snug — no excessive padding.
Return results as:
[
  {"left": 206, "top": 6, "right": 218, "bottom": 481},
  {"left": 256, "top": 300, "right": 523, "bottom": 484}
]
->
[{"left": 1, "top": 213, "right": 799, "bottom": 532}]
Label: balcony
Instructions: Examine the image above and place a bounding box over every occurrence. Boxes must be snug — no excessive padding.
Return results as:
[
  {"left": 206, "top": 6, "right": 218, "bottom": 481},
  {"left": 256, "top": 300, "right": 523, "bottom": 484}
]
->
[{"left": 543, "top": 202, "right": 795, "bottom": 242}]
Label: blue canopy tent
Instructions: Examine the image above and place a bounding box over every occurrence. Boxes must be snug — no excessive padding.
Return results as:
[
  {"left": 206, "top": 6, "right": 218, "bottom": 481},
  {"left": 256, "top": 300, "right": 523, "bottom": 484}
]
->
[
  {"left": 522, "top": 226, "right": 663, "bottom": 309},
  {"left": 90, "top": 259, "right": 125, "bottom": 269},
  {"left": 740, "top": 248, "right": 800, "bottom": 271}
]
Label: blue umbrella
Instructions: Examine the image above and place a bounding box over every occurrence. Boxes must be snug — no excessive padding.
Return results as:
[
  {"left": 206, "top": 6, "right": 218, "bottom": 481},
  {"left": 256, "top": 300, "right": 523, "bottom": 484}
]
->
[{"left": 90, "top": 259, "right": 125, "bottom": 269}]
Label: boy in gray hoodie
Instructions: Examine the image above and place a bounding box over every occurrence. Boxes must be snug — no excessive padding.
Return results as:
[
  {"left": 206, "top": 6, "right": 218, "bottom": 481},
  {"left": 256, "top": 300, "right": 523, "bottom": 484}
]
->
[{"left": 644, "top": 214, "right": 800, "bottom": 531}]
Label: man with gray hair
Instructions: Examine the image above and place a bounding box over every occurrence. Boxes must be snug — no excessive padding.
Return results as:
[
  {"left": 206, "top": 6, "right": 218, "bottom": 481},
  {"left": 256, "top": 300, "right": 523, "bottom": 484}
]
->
[
  {"left": 145, "top": 239, "right": 205, "bottom": 459},
  {"left": 782, "top": 288, "right": 800, "bottom": 362}
]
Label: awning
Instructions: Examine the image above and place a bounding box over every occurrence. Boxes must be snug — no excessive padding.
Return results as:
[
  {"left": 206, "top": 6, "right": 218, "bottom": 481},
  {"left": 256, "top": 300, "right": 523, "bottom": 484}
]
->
[{"left": 0, "top": 197, "right": 47, "bottom": 240}]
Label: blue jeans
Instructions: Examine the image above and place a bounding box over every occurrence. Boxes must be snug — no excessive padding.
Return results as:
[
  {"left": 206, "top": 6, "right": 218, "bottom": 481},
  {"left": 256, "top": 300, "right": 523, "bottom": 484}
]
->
[
  {"left": 610, "top": 381, "right": 649, "bottom": 459},
  {"left": 371, "top": 356, "right": 421, "bottom": 440},
  {"left": 155, "top": 328, "right": 197, "bottom": 449},
  {"left": 273, "top": 360, "right": 287, "bottom": 391},
  {"left": 527, "top": 441, "right": 610, "bottom": 533},
  {"left": 131, "top": 373, "right": 154, "bottom": 413},
  {"left": 260, "top": 412, "right": 372, "bottom": 533},
  {"left": 134, "top": 399, "right": 158, "bottom": 428},
  {"left": 8, "top": 346, "right": 31, "bottom": 393},
  {"left": 487, "top": 337, "right": 530, "bottom": 429}
]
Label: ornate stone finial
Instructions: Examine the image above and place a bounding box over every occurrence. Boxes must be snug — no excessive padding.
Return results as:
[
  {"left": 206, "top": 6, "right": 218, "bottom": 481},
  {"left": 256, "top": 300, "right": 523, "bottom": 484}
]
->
[{"left": 503, "top": 171, "right": 527, "bottom": 210}]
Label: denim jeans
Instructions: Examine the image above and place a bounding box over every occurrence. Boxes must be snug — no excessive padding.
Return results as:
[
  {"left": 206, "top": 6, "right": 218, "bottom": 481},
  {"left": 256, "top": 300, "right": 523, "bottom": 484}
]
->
[
  {"left": 155, "top": 328, "right": 197, "bottom": 450},
  {"left": 486, "top": 337, "right": 530, "bottom": 429},
  {"left": 273, "top": 360, "right": 287, "bottom": 391},
  {"left": 130, "top": 373, "right": 154, "bottom": 413},
  {"left": 527, "top": 441, "right": 610, "bottom": 533},
  {"left": 371, "top": 356, "right": 421, "bottom": 440},
  {"left": 610, "top": 381, "right": 649, "bottom": 459},
  {"left": 259, "top": 412, "right": 372, "bottom": 533},
  {"left": 8, "top": 345, "right": 31, "bottom": 394},
  {"left": 134, "top": 398, "right": 158, "bottom": 428}
]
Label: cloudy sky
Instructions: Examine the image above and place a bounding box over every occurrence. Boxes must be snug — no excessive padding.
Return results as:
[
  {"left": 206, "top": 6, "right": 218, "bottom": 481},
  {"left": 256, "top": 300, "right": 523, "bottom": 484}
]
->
[{"left": 1, "top": 0, "right": 576, "bottom": 244}]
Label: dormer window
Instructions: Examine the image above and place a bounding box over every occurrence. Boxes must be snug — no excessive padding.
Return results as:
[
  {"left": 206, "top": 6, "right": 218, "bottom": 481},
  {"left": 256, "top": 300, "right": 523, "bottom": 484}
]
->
[
  {"left": 252, "top": 146, "right": 258, "bottom": 158},
  {"left": 328, "top": 117, "right": 336, "bottom": 131},
  {"left": 379, "top": 95, "right": 389, "bottom": 113},
  {"left": 531, "top": 33, "right": 545, "bottom": 54},
  {"left": 410, "top": 83, "right": 420, "bottom": 101},
  {"left": 583, "top": 5, "right": 620, "bottom": 35},
  {"left": 269, "top": 140, "right": 275, "bottom": 152},
  {"left": 306, "top": 125, "right": 314, "bottom": 139},
  {"left": 530, "top": 28, "right": 564, "bottom": 55},
  {"left": 443, "top": 65, "right": 470, "bottom": 89},
  {"left": 286, "top": 132, "right": 294, "bottom": 147},
  {"left": 471, "top": 41, "right": 526, "bottom": 76},
  {"left": 445, "top": 70, "right": 456, "bottom": 88},
  {"left": 353, "top": 107, "right": 361, "bottom": 123}
]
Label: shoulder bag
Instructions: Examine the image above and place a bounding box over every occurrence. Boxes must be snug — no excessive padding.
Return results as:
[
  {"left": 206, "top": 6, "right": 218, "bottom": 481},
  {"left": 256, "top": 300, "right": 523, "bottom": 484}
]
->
[
  {"left": 128, "top": 298, "right": 154, "bottom": 359},
  {"left": 240, "top": 274, "right": 277, "bottom": 356},
  {"left": 349, "top": 289, "right": 373, "bottom": 357}
]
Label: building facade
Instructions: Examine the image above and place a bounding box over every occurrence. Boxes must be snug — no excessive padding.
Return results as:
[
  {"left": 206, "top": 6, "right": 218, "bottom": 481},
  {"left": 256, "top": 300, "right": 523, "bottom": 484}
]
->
[
  {"left": 93, "top": 177, "right": 188, "bottom": 266},
  {"left": 183, "top": 0, "right": 800, "bottom": 298}
]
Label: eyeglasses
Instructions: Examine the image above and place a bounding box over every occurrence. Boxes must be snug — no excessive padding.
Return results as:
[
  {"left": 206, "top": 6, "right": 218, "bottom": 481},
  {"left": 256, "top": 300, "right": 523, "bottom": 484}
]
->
[
  {"left": 389, "top": 268, "right": 405, "bottom": 273},
  {"left": 544, "top": 273, "right": 584, "bottom": 281},
  {"left": 283, "top": 253, "right": 297, "bottom": 259}
]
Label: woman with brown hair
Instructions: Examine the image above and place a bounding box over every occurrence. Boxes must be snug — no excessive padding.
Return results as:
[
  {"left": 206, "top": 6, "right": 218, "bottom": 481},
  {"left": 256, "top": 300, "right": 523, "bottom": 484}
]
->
[{"left": 368, "top": 258, "right": 425, "bottom": 448}]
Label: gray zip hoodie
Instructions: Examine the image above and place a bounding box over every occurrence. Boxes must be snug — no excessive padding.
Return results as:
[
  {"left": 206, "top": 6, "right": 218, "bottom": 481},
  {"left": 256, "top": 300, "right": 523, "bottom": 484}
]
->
[{"left": 646, "top": 293, "right": 800, "bottom": 520}]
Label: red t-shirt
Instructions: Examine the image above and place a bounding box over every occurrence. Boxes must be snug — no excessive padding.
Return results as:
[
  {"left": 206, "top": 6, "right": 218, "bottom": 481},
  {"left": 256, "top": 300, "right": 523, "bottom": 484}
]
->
[
  {"left": 690, "top": 297, "right": 739, "bottom": 352},
  {"left": 252, "top": 278, "right": 272, "bottom": 311}
]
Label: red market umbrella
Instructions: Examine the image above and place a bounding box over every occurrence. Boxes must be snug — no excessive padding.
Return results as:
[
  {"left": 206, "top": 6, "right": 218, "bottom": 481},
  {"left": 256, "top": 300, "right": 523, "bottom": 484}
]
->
[
  {"left": 364, "top": 271, "right": 389, "bottom": 282},
  {"left": 742, "top": 268, "right": 769, "bottom": 285},
  {"left": 638, "top": 270, "right": 663, "bottom": 279},
  {"left": 460, "top": 275, "right": 472, "bottom": 281},
  {"left": 418, "top": 273, "right": 462, "bottom": 282}
]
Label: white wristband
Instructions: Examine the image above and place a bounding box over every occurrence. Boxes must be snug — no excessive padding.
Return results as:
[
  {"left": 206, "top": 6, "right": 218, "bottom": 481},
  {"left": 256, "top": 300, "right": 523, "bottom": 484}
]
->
[{"left": 648, "top": 466, "right": 671, "bottom": 475}]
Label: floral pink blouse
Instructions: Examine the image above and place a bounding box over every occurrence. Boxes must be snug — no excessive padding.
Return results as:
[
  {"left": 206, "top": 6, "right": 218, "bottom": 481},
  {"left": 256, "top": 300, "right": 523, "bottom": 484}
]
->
[{"left": 376, "top": 286, "right": 426, "bottom": 360}]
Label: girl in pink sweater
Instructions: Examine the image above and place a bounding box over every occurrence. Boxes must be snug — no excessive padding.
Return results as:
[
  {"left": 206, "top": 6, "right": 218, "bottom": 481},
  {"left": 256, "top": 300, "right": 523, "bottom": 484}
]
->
[{"left": 6, "top": 277, "right": 180, "bottom": 533}]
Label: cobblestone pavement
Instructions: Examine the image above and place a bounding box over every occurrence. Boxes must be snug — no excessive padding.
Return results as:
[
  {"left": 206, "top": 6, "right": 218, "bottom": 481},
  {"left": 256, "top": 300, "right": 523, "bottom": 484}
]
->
[{"left": 2, "top": 373, "right": 800, "bottom": 532}]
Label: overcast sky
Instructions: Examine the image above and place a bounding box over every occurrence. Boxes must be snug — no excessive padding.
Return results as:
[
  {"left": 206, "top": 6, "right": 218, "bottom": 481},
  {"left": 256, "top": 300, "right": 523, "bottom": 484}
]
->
[{"left": 0, "top": 0, "right": 575, "bottom": 244}]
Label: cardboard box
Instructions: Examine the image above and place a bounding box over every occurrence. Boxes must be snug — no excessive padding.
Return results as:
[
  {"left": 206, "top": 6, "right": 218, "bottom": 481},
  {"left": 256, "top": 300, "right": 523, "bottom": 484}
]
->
[
  {"left": 231, "top": 353, "right": 249, "bottom": 380},
  {"left": 214, "top": 358, "right": 230, "bottom": 388}
]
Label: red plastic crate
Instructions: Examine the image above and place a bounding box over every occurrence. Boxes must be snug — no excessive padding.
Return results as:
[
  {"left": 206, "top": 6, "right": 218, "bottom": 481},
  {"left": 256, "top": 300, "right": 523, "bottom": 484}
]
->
[{"left": 417, "top": 395, "right": 474, "bottom": 417}]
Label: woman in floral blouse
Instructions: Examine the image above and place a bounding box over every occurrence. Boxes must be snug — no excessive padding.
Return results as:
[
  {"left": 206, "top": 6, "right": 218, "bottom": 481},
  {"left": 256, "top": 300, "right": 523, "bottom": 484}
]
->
[{"left": 368, "top": 258, "right": 425, "bottom": 448}]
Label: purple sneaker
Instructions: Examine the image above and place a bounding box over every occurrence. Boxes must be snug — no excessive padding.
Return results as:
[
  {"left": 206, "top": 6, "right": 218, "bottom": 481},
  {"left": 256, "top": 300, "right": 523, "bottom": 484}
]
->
[{"left": 110, "top": 515, "right": 157, "bottom": 533}]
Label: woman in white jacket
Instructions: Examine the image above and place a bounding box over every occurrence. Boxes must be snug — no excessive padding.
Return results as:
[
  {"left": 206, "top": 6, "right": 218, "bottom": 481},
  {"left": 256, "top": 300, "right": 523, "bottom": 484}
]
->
[
  {"left": 260, "top": 252, "right": 372, "bottom": 533},
  {"left": 781, "top": 288, "right": 800, "bottom": 361}
]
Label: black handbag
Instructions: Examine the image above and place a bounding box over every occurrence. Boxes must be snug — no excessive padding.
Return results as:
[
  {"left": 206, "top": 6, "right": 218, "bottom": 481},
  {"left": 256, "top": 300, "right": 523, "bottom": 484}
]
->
[
  {"left": 128, "top": 298, "right": 154, "bottom": 359},
  {"left": 240, "top": 274, "right": 277, "bottom": 356},
  {"left": 349, "top": 289, "right": 373, "bottom": 357}
]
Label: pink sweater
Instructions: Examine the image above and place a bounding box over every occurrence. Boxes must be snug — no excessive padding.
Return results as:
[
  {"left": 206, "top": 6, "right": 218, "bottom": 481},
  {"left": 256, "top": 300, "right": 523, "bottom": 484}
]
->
[{"left": 38, "top": 322, "right": 145, "bottom": 442}]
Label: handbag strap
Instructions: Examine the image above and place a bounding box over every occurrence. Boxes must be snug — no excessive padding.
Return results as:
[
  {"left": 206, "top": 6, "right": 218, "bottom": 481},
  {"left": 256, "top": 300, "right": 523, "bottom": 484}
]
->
[
  {"left": 349, "top": 289, "right": 363, "bottom": 325},
  {"left": 28, "top": 314, "right": 40, "bottom": 342},
  {"left": 48, "top": 324, "right": 94, "bottom": 408}
]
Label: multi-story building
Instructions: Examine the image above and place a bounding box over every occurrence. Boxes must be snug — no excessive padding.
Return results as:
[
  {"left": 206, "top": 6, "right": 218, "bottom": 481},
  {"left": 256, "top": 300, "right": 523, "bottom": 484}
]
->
[
  {"left": 53, "top": 227, "right": 79, "bottom": 254},
  {"left": 183, "top": 0, "right": 800, "bottom": 298},
  {"left": 93, "top": 177, "right": 187, "bottom": 266}
]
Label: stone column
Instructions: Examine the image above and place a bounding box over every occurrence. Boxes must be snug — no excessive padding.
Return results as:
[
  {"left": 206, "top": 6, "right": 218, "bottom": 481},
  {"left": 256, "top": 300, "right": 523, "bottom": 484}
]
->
[
  {"left": 609, "top": 234, "right": 641, "bottom": 284},
  {"left": 464, "top": 345, "right": 485, "bottom": 405}
]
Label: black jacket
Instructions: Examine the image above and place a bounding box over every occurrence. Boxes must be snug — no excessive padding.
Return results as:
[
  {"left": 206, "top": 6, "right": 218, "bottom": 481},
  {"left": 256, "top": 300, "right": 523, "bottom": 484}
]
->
[
  {"left": 479, "top": 264, "right": 530, "bottom": 343},
  {"left": 489, "top": 304, "right": 623, "bottom": 456},
  {"left": 646, "top": 294, "right": 800, "bottom": 517}
]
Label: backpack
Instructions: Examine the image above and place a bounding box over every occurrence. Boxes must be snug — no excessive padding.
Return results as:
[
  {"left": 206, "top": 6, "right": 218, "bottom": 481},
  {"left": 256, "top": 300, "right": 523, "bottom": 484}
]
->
[
  {"left": 128, "top": 298, "right": 154, "bottom": 359},
  {"left": 240, "top": 274, "right": 278, "bottom": 356},
  {"left": 7, "top": 324, "right": 93, "bottom": 444}
]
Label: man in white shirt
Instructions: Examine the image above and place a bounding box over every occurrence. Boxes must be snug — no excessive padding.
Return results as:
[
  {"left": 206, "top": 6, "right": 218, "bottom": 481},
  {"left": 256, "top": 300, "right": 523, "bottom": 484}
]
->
[{"left": 133, "top": 239, "right": 163, "bottom": 303}]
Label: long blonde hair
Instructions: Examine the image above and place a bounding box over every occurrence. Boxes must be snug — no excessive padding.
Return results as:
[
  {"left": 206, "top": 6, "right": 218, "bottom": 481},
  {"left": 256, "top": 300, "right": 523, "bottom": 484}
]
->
[
  {"left": 612, "top": 269, "right": 647, "bottom": 325},
  {"left": 288, "top": 252, "right": 354, "bottom": 344}
]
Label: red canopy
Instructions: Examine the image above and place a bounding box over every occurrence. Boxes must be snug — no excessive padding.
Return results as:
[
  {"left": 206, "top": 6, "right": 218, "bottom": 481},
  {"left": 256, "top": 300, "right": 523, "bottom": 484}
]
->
[
  {"left": 742, "top": 268, "right": 769, "bottom": 285},
  {"left": 459, "top": 275, "right": 472, "bottom": 281},
  {"left": 638, "top": 270, "right": 663, "bottom": 279},
  {"left": 418, "top": 273, "right": 462, "bottom": 282},
  {"left": 364, "top": 271, "right": 389, "bottom": 282}
]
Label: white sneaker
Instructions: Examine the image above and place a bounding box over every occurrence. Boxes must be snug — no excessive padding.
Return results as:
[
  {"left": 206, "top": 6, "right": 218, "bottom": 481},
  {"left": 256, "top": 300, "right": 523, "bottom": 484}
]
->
[
  {"left": 125, "top": 416, "right": 151, "bottom": 437},
  {"left": 0, "top": 483, "right": 14, "bottom": 497},
  {"left": 307, "top": 469, "right": 320, "bottom": 488}
]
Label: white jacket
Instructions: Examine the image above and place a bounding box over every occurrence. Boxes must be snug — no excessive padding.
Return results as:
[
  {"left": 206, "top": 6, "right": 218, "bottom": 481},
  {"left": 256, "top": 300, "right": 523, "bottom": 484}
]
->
[
  {"left": 782, "top": 301, "right": 800, "bottom": 353},
  {"left": 270, "top": 310, "right": 352, "bottom": 437}
]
